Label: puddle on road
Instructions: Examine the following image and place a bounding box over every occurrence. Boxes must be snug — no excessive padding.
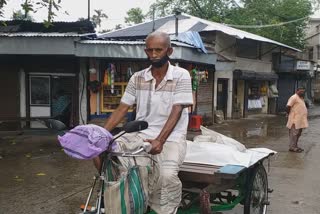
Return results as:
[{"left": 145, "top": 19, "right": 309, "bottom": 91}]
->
[{"left": 211, "top": 116, "right": 287, "bottom": 144}]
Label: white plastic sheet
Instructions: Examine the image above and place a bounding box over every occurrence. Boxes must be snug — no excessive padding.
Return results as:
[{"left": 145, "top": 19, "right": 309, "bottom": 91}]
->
[
  {"left": 184, "top": 126, "right": 276, "bottom": 168},
  {"left": 194, "top": 126, "right": 246, "bottom": 152},
  {"left": 185, "top": 141, "right": 276, "bottom": 167}
]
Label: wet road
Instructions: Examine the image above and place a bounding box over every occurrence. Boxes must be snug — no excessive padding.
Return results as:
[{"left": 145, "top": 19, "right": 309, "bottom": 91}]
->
[{"left": 0, "top": 106, "right": 320, "bottom": 214}]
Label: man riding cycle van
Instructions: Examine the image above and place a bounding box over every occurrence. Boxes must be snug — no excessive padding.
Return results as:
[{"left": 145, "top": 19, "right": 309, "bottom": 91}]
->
[{"left": 93, "top": 31, "right": 193, "bottom": 214}]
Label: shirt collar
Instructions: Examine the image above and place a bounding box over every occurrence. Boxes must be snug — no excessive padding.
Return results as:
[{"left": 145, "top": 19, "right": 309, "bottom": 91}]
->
[{"left": 144, "top": 62, "right": 174, "bottom": 82}]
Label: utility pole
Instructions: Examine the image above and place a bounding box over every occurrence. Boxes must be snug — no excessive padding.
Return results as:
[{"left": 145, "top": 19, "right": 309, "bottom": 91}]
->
[
  {"left": 152, "top": 6, "right": 155, "bottom": 32},
  {"left": 174, "top": 8, "right": 181, "bottom": 37},
  {"left": 88, "top": 0, "right": 90, "bottom": 21}
]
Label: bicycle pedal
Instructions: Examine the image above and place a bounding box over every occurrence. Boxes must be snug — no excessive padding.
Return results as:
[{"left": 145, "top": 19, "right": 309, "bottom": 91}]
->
[{"left": 80, "top": 204, "right": 92, "bottom": 211}]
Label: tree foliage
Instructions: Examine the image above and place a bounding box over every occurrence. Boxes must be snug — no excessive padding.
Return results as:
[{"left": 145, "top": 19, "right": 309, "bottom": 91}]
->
[
  {"left": 1, "top": 0, "right": 65, "bottom": 26},
  {"left": 149, "top": 0, "right": 313, "bottom": 48},
  {"left": 0, "top": 0, "right": 7, "bottom": 17},
  {"left": 148, "top": 0, "right": 235, "bottom": 21},
  {"left": 36, "top": 0, "right": 65, "bottom": 27},
  {"left": 21, "top": 0, "right": 34, "bottom": 19},
  {"left": 225, "top": 0, "right": 312, "bottom": 49},
  {"left": 125, "top": 7, "right": 145, "bottom": 25},
  {"left": 114, "top": 24, "right": 122, "bottom": 30},
  {"left": 12, "top": 9, "right": 34, "bottom": 21},
  {"left": 91, "top": 9, "right": 108, "bottom": 32}
]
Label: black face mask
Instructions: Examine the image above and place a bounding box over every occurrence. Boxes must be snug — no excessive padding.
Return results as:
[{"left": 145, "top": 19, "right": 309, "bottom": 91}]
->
[{"left": 148, "top": 55, "right": 170, "bottom": 68}]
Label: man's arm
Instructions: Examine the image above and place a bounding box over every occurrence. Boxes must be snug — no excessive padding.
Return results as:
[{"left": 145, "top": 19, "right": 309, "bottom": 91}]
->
[
  {"left": 94, "top": 102, "right": 130, "bottom": 172},
  {"left": 145, "top": 104, "right": 185, "bottom": 155},
  {"left": 286, "top": 95, "right": 296, "bottom": 115},
  {"left": 285, "top": 105, "right": 291, "bottom": 114},
  {"left": 104, "top": 102, "right": 131, "bottom": 131}
]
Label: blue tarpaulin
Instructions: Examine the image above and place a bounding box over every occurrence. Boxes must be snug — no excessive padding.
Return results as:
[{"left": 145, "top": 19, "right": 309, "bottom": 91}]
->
[{"left": 171, "top": 31, "right": 208, "bottom": 54}]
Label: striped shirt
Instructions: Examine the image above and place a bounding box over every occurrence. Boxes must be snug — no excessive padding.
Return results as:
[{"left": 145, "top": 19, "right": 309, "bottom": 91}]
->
[{"left": 121, "top": 63, "right": 193, "bottom": 141}]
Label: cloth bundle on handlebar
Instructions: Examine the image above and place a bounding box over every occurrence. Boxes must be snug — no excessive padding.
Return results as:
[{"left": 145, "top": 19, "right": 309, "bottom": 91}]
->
[{"left": 58, "top": 124, "right": 114, "bottom": 159}]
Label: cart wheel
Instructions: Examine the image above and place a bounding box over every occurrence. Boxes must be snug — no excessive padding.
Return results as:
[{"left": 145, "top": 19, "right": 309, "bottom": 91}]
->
[{"left": 244, "top": 164, "right": 268, "bottom": 214}]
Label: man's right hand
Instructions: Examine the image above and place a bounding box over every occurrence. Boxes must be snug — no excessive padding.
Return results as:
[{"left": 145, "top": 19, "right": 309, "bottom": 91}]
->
[{"left": 143, "top": 138, "right": 164, "bottom": 155}]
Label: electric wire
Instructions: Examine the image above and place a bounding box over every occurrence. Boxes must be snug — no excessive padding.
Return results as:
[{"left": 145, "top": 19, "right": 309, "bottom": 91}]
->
[{"left": 226, "top": 16, "right": 309, "bottom": 29}]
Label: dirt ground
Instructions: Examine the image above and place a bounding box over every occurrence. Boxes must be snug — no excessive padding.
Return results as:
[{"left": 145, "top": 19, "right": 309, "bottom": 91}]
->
[{"left": 0, "top": 105, "right": 320, "bottom": 214}]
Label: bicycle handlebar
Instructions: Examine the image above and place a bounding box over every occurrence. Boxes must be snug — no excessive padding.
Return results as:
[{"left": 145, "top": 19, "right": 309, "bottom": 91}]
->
[
  {"left": 109, "top": 142, "right": 152, "bottom": 157},
  {"left": 131, "top": 142, "right": 152, "bottom": 155}
]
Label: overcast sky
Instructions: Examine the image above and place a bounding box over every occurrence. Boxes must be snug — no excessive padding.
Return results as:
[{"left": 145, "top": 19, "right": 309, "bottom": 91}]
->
[
  {"left": 3, "top": 0, "right": 320, "bottom": 30},
  {"left": 2, "top": 0, "right": 157, "bottom": 30}
]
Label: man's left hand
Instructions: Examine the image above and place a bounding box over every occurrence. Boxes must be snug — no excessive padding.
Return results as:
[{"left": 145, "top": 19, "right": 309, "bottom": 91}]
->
[{"left": 144, "top": 139, "right": 164, "bottom": 155}]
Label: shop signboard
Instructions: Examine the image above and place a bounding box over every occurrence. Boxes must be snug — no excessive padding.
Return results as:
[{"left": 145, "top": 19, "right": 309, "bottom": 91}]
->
[{"left": 296, "top": 61, "right": 311, "bottom": 71}]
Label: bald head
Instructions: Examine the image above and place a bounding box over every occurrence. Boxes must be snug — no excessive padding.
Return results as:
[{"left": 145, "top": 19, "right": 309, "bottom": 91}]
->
[{"left": 145, "top": 31, "right": 171, "bottom": 48}]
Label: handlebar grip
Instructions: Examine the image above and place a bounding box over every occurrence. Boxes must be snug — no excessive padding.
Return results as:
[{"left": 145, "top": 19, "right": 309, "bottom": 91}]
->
[{"left": 142, "top": 142, "right": 152, "bottom": 153}]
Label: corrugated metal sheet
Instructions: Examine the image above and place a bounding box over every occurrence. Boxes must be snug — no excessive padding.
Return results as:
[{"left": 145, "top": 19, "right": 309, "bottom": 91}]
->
[
  {"left": 79, "top": 40, "right": 145, "bottom": 45},
  {"left": 233, "top": 70, "right": 278, "bottom": 80},
  {"left": 188, "top": 22, "right": 208, "bottom": 32},
  {"left": 78, "top": 40, "right": 195, "bottom": 48},
  {"left": 99, "top": 15, "right": 189, "bottom": 38},
  {"left": 0, "top": 32, "right": 91, "bottom": 37},
  {"left": 75, "top": 41, "right": 217, "bottom": 65},
  {"left": 0, "top": 37, "right": 77, "bottom": 55},
  {"left": 99, "top": 13, "right": 300, "bottom": 52}
]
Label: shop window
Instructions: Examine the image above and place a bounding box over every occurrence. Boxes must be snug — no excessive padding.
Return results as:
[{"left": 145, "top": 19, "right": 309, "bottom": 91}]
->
[
  {"left": 247, "top": 83, "right": 265, "bottom": 110},
  {"left": 100, "top": 62, "right": 141, "bottom": 113},
  {"left": 30, "top": 76, "right": 50, "bottom": 105},
  {"left": 309, "top": 47, "right": 314, "bottom": 61}
]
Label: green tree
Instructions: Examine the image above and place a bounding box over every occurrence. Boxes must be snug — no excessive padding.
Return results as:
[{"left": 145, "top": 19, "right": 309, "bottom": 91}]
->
[
  {"left": 224, "top": 0, "right": 312, "bottom": 49},
  {"left": 12, "top": 9, "right": 34, "bottom": 20},
  {"left": 114, "top": 24, "right": 122, "bottom": 30},
  {"left": 21, "top": 0, "right": 34, "bottom": 19},
  {"left": 0, "top": 0, "right": 8, "bottom": 17},
  {"left": 125, "top": 7, "right": 145, "bottom": 25},
  {"left": 148, "top": 0, "right": 235, "bottom": 21},
  {"left": 36, "top": 0, "right": 66, "bottom": 27},
  {"left": 149, "top": 0, "right": 313, "bottom": 48},
  {"left": 100, "top": 28, "right": 112, "bottom": 33},
  {"left": 91, "top": 9, "right": 108, "bottom": 32}
]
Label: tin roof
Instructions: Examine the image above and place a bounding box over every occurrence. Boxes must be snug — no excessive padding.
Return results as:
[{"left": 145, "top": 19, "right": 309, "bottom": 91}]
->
[
  {"left": 99, "top": 13, "right": 300, "bottom": 52},
  {"left": 79, "top": 39, "right": 195, "bottom": 48},
  {"left": 76, "top": 39, "right": 216, "bottom": 65}
]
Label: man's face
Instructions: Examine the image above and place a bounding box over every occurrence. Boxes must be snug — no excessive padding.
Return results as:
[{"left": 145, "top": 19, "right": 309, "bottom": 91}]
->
[
  {"left": 144, "top": 36, "right": 173, "bottom": 66},
  {"left": 296, "top": 89, "right": 305, "bottom": 97}
]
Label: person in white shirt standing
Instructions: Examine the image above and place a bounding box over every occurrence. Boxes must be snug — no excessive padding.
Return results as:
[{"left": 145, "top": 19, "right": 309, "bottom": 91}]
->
[{"left": 94, "top": 31, "right": 193, "bottom": 213}]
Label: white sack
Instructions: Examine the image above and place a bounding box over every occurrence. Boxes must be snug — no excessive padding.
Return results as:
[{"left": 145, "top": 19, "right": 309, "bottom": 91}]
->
[{"left": 194, "top": 126, "right": 246, "bottom": 152}]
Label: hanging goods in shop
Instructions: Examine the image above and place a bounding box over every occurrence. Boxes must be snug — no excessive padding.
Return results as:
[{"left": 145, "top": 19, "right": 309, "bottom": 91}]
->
[
  {"left": 191, "top": 68, "right": 199, "bottom": 91},
  {"left": 127, "top": 67, "right": 133, "bottom": 80},
  {"left": 110, "top": 64, "right": 115, "bottom": 94},
  {"left": 103, "top": 69, "right": 109, "bottom": 85}
]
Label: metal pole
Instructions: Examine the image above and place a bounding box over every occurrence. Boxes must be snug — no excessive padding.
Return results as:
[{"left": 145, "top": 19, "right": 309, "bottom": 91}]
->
[
  {"left": 175, "top": 15, "right": 178, "bottom": 37},
  {"left": 83, "top": 175, "right": 98, "bottom": 213},
  {"left": 152, "top": 6, "right": 155, "bottom": 32},
  {"left": 174, "top": 9, "right": 181, "bottom": 37},
  {"left": 88, "top": 0, "right": 91, "bottom": 21}
]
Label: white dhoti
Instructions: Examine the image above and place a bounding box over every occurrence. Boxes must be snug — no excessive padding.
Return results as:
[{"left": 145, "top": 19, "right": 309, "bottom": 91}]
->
[{"left": 115, "top": 132, "right": 187, "bottom": 214}]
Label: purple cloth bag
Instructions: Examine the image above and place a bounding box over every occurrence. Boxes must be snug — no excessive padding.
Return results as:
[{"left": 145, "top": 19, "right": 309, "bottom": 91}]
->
[{"left": 58, "top": 124, "right": 114, "bottom": 160}]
